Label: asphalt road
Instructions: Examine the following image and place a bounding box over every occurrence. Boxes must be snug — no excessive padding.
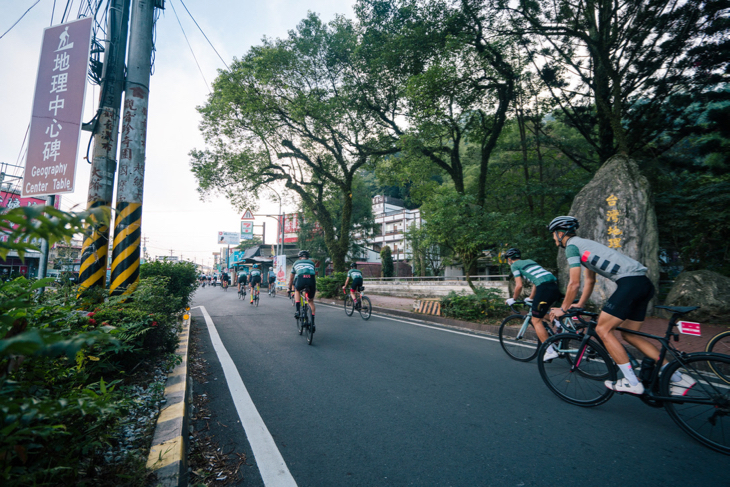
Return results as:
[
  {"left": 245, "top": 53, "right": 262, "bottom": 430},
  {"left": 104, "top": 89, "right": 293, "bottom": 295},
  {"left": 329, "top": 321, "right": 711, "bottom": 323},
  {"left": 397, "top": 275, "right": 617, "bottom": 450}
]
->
[{"left": 190, "top": 285, "right": 728, "bottom": 487}]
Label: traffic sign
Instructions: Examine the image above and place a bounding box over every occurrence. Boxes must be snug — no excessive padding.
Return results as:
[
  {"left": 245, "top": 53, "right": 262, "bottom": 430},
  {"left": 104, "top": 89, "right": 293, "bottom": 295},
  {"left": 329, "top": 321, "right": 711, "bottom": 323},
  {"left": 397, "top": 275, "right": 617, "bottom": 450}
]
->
[{"left": 241, "top": 209, "right": 254, "bottom": 220}]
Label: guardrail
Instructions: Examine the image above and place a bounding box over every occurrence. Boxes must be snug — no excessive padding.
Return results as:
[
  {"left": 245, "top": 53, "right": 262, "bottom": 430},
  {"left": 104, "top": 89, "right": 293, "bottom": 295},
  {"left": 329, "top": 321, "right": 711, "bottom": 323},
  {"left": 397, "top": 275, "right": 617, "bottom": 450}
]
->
[{"left": 363, "top": 275, "right": 510, "bottom": 282}]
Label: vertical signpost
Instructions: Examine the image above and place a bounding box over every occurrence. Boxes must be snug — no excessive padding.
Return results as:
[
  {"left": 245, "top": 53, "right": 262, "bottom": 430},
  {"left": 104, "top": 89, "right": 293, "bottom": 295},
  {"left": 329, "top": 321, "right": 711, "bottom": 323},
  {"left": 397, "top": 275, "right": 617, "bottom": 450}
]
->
[{"left": 23, "top": 18, "right": 93, "bottom": 198}]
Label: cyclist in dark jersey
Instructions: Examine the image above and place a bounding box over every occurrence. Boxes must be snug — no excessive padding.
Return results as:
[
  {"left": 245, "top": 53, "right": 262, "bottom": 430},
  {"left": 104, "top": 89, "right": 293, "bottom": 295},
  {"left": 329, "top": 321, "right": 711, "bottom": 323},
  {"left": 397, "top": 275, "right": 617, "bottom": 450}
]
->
[
  {"left": 288, "top": 250, "right": 317, "bottom": 327},
  {"left": 504, "top": 248, "right": 562, "bottom": 361},
  {"left": 249, "top": 264, "right": 262, "bottom": 304},
  {"left": 342, "top": 262, "right": 364, "bottom": 306},
  {"left": 547, "top": 216, "right": 694, "bottom": 395}
]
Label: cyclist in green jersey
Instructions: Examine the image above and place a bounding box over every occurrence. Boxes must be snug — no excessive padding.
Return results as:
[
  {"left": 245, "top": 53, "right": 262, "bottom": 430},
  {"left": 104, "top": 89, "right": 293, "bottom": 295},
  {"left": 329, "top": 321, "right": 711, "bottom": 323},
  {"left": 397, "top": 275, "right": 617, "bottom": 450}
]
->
[
  {"left": 547, "top": 216, "right": 694, "bottom": 395},
  {"left": 249, "top": 264, "right": 262, "bottom": 304},
  {"left": 504, "top": 248, "right": 563, "bottom": 361},
  {"left": 288, "top": 250, "right": 317, "bottom": 326},
  {"left": 342, "top": 262, "right": 364, "bottom": 307}
]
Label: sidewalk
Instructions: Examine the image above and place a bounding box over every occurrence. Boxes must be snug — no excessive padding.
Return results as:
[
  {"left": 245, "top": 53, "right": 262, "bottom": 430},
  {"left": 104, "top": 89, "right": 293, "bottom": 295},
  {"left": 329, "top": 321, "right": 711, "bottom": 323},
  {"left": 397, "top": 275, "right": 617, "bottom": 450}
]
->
[{"left": 319, "top": 293, "right": 729, "bottom": 354}]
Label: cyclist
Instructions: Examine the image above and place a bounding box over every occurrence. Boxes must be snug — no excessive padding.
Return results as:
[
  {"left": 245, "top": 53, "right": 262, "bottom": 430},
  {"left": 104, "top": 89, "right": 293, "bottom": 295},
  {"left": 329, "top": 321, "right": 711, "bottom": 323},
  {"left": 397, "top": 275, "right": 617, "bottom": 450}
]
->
[
  {"left": 249, "top": 264, "right": 262, "bottom": 304},
  {"left": 503, "top": 248, "right": 563, "bottom": 361},
  {"left": 547, "top": 216, "right": 694, "bottom": 395},
  {"left": 267, "top": 268, "right": 276, "bottom": 294},
  {"left": 342, "top": 262, "right": 364, "bottom": 308},
  {"left": 288, "top": 250, "right": 317, "bottom": 328},
  {"left": 237, "top": 267, "right": 248, "bottom": 295},
  {"left": 221, "top": 270, "right": 230, "bottom": 290}
]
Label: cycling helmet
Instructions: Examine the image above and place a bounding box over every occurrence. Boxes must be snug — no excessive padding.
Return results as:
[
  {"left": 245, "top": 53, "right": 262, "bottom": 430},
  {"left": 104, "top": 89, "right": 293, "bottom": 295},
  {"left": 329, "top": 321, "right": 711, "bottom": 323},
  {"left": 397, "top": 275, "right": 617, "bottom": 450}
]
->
[
  {"left": 253, "top": 264, "right": 259, "bottom": 268},
  {"left": 298, "top": 250, "right": 310, "bottom": 258},
  {"left": 503, "top": 248, "right": 521, "bottom": 260},
  {"left": 350, "top": 262, "right": 357, "bottom": 268},
  {"left": 547, "top": 216, "right": 579, "bottom": 233}
]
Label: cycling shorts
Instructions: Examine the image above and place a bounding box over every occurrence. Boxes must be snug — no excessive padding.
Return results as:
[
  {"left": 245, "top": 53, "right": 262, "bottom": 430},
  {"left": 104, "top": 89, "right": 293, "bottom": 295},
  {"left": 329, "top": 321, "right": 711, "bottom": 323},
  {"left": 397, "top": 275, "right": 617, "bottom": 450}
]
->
[
  {"left": 349, "top": 278, "right": 363, "bottom": 291},
  {"left": 250, "top": 276, "right": 261, "bottom": 286},
  {"left": 531, "top": 281, "right": 561, "bottom": 319},
  {"left": 239, "top": 276, "right": 247, "bottom": 285},
  {"left": 268, "top": 276, "right": 276, "bottom": 283},
  {"left": 294, "top": 275, "right": 317, "bottom": 298},
  {"left": 602, "top": 275, "right": 654, "bottom": 321}
]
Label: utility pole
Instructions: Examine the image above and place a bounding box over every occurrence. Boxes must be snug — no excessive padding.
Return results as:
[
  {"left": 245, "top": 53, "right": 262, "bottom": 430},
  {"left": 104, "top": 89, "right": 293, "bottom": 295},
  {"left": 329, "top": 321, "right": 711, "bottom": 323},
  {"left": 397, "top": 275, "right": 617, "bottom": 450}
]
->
[
  {"left": 110, "top": 0, "right": 158, "bottom": 296},
  {"left": 78, "top": 0, "right": 131, "bottom": 295}
]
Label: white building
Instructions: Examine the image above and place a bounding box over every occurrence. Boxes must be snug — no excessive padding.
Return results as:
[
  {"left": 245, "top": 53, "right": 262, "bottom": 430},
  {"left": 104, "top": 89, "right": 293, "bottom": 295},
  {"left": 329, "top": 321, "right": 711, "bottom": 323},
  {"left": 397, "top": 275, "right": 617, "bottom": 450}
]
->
[{"left": 355, "top": 195, "right": 422, "bottom": 264}]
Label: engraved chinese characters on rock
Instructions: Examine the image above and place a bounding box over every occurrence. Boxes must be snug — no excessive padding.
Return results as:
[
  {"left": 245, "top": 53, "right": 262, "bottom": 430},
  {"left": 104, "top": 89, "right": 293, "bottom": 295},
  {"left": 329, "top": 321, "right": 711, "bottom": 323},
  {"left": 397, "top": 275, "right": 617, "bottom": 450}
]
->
[{"left": 606, "top": 194, "right": 622, "bottom": 248}]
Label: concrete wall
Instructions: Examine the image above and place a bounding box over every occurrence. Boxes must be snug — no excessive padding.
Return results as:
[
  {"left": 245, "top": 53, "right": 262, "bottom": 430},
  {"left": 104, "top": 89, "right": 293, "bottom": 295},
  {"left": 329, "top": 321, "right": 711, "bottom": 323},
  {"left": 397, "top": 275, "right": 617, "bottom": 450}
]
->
[{"left": 363, "top": 279, "right": 509, "bottom": 298}]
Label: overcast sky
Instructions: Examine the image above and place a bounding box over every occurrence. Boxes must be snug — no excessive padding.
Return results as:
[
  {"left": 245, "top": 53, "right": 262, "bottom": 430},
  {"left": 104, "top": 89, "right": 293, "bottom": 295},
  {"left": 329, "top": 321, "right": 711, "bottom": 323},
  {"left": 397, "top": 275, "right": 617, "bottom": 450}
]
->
[{"left": 0, "top": 0, "right": 356, "bottom": 269}]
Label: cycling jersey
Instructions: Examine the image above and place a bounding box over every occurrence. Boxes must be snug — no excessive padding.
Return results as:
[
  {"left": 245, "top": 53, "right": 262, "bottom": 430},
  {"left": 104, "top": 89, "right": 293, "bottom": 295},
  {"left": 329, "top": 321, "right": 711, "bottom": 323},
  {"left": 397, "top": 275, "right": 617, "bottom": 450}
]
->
[
  {"left": 565, "top": 237, "right": 647, "bottom": 281},
  {"left": 291, "top": 259, "right": 316, "bottom": 277},
  {"left": 510, "top": 259, "right": 556, "bottom": 286}
]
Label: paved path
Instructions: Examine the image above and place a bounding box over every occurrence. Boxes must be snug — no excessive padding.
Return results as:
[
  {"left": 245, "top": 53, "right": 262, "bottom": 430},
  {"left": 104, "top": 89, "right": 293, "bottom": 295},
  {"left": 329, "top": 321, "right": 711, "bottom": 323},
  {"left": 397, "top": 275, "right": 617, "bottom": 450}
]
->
[{"left": 190, "top": 286, "right": 728, "bottom": 486}]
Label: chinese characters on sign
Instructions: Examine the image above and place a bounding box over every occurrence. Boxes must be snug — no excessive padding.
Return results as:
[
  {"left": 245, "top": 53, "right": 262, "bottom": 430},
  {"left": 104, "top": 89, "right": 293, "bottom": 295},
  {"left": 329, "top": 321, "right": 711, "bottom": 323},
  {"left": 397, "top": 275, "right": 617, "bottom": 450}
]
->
[
  {"left": 605, "top": 194, "right": 622, "bottom": 248},
  {"left": 23, "top": 18, "right": 93, "bottom": 197}
]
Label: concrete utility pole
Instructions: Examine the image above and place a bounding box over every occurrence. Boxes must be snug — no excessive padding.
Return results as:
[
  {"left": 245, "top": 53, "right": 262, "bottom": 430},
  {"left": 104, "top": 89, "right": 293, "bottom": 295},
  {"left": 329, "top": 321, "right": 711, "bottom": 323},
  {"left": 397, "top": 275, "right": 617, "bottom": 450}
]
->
[
  {"left": 110, "top": 0, "right": 158, "bottom": 296},
  {"left": 78, "top": 0, "right": 131, "bottom": 294}
]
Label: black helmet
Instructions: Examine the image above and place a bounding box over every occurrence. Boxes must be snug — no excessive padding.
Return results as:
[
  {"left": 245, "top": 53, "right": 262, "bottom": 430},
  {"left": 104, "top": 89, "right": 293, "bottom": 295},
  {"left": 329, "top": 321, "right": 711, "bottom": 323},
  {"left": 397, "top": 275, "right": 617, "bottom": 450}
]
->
[
  {"left": 503, "top": 248, "right": 521, "bottom": 260},
  {"left": 298, "top": 250, "right": 310, "bottom": 258},
  {"left": 350, "top": 262, "right": 357, "bottom": 268},
  {"left": 547, "top": 216, "right": 579, "bottom": 233}
]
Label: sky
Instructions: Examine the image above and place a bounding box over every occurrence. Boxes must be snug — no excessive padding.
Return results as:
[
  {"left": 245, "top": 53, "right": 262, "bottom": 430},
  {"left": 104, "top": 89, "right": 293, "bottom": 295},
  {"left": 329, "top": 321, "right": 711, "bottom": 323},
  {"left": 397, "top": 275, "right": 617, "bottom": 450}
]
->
[{"left": 0, "top": 0, "right": 356, "bottom": 270}]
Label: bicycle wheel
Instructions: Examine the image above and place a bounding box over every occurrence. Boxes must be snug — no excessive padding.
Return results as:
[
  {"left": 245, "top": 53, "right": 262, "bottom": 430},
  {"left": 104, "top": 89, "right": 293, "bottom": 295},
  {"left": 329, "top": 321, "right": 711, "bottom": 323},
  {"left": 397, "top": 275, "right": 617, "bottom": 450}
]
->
[
  {"left": 359, "top": 296, "right": 372, "bottom": 320},
  {"left": 707, "top": 331, "right": 730, "bottom": 384},
  {"left": 305, "top": 305, "right": 314, "bottom": 345},
  {"left": 271, "top": 286, "right": 276, "bottom": 298},
  {"left": 499, "top": 314, "right": 541, "bottom": 362},
  {"left": 660, "top": 353, "right": 730, "bottom": 455},
  {"left": 297, "top": 310, "right": 303, "bottom": 335},
  {"left": 537, "top": 333, "right": 616, "bottom": 407},
  {"left": 344, "top": 295, "right": 355, "bottom": 316},
  {"left": 238, "top": 289, "right": 243, "bottom": 300},
  {"left": 255, "top": 292, "right": 259, "bottom": 307}
]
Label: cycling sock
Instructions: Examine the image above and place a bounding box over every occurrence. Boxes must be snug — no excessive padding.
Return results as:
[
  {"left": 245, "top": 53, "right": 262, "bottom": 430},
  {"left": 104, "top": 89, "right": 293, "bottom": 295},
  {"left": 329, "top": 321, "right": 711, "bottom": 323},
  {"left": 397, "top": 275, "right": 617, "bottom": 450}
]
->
[
  {"left": 618, "top": 362, "right": 639, "bottom": 386},
  {"left": 661, "top": 363, "right": 683, "bottom": 382},
  {"left": 296, "top": 302, "right": 301, "bottom": 313}
]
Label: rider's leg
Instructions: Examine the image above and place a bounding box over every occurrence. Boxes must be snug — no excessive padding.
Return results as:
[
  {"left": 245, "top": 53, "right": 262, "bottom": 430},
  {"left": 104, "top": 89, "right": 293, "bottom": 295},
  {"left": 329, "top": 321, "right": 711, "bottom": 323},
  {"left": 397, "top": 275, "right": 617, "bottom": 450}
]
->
[
  {"left": 294, "top": 289, "right": 301, "bottom": 317},
  {"left": 596, "top": 312, "right": 642, "bottom": 386},
  {"left": 531, "top": 316, "right": 549, "bottom": 343}
]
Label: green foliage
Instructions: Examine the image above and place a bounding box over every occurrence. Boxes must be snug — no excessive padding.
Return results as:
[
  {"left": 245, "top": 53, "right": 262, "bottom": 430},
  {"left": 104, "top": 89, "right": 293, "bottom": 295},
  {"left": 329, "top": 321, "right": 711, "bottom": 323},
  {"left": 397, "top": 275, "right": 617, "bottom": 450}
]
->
[
  {"left": 440, "top": 288, "right": 509, "bottom": 322},
  {"left": 380, "top": 246, "right": 394, "bottom": 277},
  {"left": 139, "top": 260, "right": 199, "bottom": 310},
  {"left": 316, "top": 272, "right": 348, "bottom": 299}
]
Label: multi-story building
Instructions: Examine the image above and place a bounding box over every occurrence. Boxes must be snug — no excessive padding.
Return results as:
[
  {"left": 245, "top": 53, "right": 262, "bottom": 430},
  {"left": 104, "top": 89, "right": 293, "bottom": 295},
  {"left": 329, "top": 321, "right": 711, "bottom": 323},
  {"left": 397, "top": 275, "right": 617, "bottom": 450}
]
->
[{"left": 356, "top": 195, "right": 422, "bottom": 265}]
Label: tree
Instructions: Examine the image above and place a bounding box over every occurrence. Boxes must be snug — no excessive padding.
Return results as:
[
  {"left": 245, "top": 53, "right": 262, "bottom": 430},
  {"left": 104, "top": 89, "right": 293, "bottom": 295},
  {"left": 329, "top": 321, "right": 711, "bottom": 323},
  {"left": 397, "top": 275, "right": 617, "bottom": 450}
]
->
[
  {"left": 380, "top": 245, "right": 394, "bottom": 277},
  {"left": 504, "top": 0, "right": 730, "bottom": 163},
  {"left": 190, "top": 13, "right": 397, "bottom": 272}
]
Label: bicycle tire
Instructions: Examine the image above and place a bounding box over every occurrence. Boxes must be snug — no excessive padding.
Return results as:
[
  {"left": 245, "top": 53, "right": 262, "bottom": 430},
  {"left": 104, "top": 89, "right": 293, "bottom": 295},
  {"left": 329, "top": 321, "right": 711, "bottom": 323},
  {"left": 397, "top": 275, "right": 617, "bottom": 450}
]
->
[
  {"left": 660, "top": 353, "right": 730, "bottom": 455},
  {"left": 499, "top": 314, "right": 541, "bottom": 362},
  {"left": 706, "top": 331, "right": 730, "bottom": 384},
  {"left": 297, "top": 311, "right": 303, "bottom": 335},
  {"left": 271, "top": 286, "right": 276, "bottom": 298},
  {"left": 359, "top": 296, "right": 372, "bottom": 320},
  {"left": 305, "top": 305, "right": 314, "bottom": 345},
  {"left": 537, "top": 333, "right": 616, "bottom": 407},
  {"left": 345, "top": 295, "right": 355, "bottom": 316}
]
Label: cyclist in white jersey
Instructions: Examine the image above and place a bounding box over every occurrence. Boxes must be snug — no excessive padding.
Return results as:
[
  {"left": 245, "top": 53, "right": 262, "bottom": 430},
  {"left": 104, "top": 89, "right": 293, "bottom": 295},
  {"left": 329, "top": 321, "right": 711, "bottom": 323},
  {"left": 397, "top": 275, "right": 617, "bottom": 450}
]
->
[{"left": 547, "top": 216, "right": 694, "bottom": 395}]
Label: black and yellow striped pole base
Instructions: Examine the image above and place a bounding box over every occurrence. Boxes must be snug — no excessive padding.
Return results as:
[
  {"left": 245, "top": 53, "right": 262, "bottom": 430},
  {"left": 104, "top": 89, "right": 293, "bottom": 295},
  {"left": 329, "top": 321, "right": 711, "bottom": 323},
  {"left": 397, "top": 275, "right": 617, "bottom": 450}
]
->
[
  {"left": 77, "top": 201, "right": 111, "bottom": 298},
  {"left": 110, "top": 202, "right": 142, "bottom": 297}
]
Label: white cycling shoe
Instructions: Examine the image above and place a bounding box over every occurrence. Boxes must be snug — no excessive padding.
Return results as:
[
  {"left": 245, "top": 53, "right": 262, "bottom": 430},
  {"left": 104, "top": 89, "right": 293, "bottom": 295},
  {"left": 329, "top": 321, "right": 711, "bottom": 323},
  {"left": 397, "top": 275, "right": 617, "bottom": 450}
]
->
[
  {"left": 543, "top": 347, "right": 559, "bottom": 361},
  {"left": 670, "top": 375, "right": 697, "bottom": 396},
  {"left": 605, "top": 378, "right": 645, "bottom": 395}
]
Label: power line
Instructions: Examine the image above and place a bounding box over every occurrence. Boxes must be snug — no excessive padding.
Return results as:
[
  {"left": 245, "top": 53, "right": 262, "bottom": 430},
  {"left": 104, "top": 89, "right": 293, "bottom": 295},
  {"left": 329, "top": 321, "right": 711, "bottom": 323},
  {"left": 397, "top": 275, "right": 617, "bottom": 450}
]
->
[
  {"left": 0, "top": 0, "right": 42, "bottom": 41},
  {"left": 178, "top": 0, "right": 229, "bottom": 70},
  {"left": 168, "top": 0, "right": 210, "bottom": 92}
]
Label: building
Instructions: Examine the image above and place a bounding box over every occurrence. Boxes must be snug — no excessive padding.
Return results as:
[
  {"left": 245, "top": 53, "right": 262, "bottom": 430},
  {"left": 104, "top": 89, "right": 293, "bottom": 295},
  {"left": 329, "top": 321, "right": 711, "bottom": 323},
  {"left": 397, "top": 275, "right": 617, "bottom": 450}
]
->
[{"left": 355, "top": 196, "right": 422, "bottom": 268}]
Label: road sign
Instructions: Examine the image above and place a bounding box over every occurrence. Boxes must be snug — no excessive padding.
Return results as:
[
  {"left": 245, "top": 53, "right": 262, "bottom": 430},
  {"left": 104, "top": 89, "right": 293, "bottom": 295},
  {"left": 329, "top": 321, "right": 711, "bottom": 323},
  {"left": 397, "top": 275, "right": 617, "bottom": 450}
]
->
[
  {"left": 241, "top": 221, "right": 254, "bottom": 240},
  {"left": 218, "top": 231, "right": 240, "bottom": 245},
  {"left": 241, "top": 209, "right": 254, "bottom": 220}
]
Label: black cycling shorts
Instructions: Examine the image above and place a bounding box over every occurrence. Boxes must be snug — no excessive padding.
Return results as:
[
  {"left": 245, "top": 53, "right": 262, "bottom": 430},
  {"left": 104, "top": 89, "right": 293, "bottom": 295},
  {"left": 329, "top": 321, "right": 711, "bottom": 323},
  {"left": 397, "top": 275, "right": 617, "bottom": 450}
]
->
[
  {"left": 239, "top": 276, "right": 247, "bottom": 285},
  {"left": 602, "top": 275, "right": 655, "bottom": 322},
  {"left": 294, "top": 275, "right": 317, "bottom": 298},
  {"left": 250, "top": 276, "right": 261, "bottom": 286},
  {"left": 531, "top": 281, "right": 561, "bottom": 319},
  {"left": 268, "top": 276, "right": 276, "bottom": 283},
  {"left": 349, "top": 278, "right": 363, "bottom": 291}
]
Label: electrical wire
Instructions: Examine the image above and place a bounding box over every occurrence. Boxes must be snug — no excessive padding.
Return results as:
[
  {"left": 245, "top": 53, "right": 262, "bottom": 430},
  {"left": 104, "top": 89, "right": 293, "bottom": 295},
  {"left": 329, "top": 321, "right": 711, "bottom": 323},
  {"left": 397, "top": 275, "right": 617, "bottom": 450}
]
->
[
  {"left": 168, "top": 0, "right": 210, "bottom": 91},
  {"left": 0, "top": 0, "right": 42, "bottom": 41},
  {"left": 178, "top": 0, "right": 229, "bottom": 70}
]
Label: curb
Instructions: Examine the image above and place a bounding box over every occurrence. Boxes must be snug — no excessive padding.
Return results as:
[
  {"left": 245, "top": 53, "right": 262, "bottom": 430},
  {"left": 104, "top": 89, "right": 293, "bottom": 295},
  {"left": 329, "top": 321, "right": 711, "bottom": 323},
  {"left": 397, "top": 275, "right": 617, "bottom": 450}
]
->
[{"left": 147, "top": 312, "right": 191, "bottom": 487}]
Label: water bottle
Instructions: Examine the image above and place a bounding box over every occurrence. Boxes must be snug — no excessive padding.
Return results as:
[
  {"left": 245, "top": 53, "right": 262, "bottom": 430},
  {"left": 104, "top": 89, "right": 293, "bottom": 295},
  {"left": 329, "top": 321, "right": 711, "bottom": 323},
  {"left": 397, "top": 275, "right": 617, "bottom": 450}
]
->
[{"left": 639, "top": 357, "right": 656, "bottom": 382}]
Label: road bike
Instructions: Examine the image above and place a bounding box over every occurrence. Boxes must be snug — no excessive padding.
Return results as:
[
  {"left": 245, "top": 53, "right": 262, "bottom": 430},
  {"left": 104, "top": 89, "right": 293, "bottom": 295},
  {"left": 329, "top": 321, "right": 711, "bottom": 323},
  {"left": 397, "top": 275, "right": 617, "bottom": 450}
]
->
[
  {"left": 295, "top": 290, "right": 314, "bottom": 345},
  {"left": 498, "top": 301, "right": 583, "bottom": 361},
  {"left": 268, "top": 281, "right": 276, "bottom": 297},
  {"left": 344, "top": 287, "right": 372, "bottom": 320},
  {"left": 238, "top": 285, "right": 246, "bottom": 300},
  {"left": 706, "top": 329, "right": 730, "bottom": 384},
  {"left": 221, "top": 279, "right": 228, "bottom": 291},
  {"left": 250, "top": 284, "right": 260, "bottom": 307},
  {"left": 536, "top": 305, "right": 730, "bottom": 455}
]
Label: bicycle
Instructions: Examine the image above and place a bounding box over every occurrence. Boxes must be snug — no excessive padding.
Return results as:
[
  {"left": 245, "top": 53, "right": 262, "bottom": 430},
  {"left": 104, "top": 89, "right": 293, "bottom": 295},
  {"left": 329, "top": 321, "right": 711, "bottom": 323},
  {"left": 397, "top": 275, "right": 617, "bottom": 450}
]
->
[
  {"left": 706, "top": 329, "right": 730, "bottom": 384},
  {"left": 238, "top": 285, "right": 246, "bottom": 300},
  {"left": 536, "top": 305, "right": 730, "bottom": 455},
  {"left": 268, "top": 282, "right": 276, "bottom": 297},
  {"left": 295, "top": 290, "right": 314, "bottom": 345},
  {"left": 498, "top": 300, "right": 583, "bottom": 362},
  {"left": 222, "top": 279, "right": 228, "bottom": 291},
  {"left": 344, "top": 287, "right": 372, "bottom": 320},
  {"left": 251, "top": 284, "right": 260, "bottom": 307}
]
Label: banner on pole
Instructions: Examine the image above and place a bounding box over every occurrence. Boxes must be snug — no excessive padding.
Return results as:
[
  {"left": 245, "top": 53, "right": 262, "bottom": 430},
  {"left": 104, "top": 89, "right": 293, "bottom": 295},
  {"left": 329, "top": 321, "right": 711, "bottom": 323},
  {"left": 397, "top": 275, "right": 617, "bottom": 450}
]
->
[
  {"left": 23, "top": 17, "right": 93, "bottom": 197},
  {"left": 217, "top": 231, "right": 240, "bottom": 245},
  {"left": 275, "top": 254, "right": 287, "bottom": 289}
]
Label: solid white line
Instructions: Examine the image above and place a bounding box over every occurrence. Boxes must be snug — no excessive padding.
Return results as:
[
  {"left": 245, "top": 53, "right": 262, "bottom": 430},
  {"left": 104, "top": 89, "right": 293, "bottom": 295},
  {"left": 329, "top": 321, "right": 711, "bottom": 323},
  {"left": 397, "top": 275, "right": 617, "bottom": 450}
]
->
[{"left": 199, "top": 306, "right": 297, "bottom": 487}]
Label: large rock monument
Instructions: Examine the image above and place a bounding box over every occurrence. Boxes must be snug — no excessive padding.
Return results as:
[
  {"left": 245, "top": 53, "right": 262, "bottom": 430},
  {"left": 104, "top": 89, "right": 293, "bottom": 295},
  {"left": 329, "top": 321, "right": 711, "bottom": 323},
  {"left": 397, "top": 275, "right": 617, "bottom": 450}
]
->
[
  {"left": 557, "top": 155, "right": 659, "bottom": 308},
  {"left": 664, "top": 270, "right": 730, "bottom": 323}
]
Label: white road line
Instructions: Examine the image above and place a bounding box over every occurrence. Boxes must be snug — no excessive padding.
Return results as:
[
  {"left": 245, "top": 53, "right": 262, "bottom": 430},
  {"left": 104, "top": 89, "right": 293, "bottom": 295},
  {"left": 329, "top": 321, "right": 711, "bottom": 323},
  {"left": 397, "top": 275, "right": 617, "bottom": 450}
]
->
[{"left": 199, "top": 306, "right": 297, "bottom": 487}]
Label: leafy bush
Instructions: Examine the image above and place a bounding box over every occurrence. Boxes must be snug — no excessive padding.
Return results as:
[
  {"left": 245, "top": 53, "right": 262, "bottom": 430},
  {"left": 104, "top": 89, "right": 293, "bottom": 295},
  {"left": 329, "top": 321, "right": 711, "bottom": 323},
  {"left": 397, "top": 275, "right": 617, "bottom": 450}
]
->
[
  {"left": 316, "top": 272, "right": 348, "bottom": 299},
  {"left": 139, "top": 260, "right": 199, "bottom": 310},
  {"left": 440, "top": 287, "right": 509, "bottom": 322}
]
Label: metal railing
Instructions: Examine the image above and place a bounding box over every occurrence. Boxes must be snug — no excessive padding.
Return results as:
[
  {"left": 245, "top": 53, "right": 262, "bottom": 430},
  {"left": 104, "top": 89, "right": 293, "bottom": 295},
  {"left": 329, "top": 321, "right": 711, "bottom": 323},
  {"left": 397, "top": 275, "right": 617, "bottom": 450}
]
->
[{"left": 363, "top": 275, "right": 510, "bottom": 282}]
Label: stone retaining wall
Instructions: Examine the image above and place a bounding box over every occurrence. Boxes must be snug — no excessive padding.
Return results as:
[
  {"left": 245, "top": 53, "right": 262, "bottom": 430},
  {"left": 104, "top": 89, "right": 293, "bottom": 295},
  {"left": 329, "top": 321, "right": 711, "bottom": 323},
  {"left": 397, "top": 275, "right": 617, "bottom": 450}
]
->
[{"left": 363, "top": 280, "right": 509, "bottom": 298}]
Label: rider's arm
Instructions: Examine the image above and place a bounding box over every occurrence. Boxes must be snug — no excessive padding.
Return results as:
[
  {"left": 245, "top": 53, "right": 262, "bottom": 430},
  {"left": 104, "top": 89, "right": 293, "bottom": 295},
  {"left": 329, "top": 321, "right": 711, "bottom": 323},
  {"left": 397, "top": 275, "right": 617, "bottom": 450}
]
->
[
  {"left": 528, "top": 285, "right": 536, "bottom": 300},
  {"left": 575, "top": 268, "right": 596, "bottom": 308},
  {"left": 560, "top": 266, "right": 582, "bottom": 311},
  {"left": 512, "top": 276, "right": 523, "bottom": 301},
  {"left": 343, "top": 276, "right": 349, "bottom": 288}
]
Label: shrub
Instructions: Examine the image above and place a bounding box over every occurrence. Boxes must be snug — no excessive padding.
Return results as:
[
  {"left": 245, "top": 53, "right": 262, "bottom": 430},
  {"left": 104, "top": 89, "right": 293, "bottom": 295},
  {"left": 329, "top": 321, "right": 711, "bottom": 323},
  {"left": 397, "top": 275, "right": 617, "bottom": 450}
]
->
[
  {"left": 316, "top": 272, "right": 348, "bottom": 299},
  {"left": 139, "top": 260, "right": 198, "bottom": 310},
  {"left": 440, "top": 287, "right": 508, "bottom": 322},
  {"left": 380, "top": 246, "right": 394, "bottom": 277}
]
